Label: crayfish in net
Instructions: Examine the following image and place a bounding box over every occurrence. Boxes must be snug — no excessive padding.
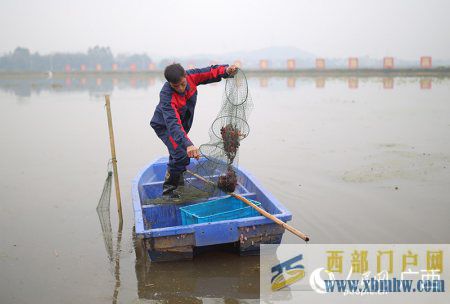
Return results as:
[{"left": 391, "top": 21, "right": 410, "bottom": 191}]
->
[
  {"left": 217, "top": 166, "right": 238, "bottom": 193},
  {"left": 186, "top": 69, "right": 253, "bottom": 196},
  {"left": 220, "top": 124, "right": 241, "bottom": 162}
]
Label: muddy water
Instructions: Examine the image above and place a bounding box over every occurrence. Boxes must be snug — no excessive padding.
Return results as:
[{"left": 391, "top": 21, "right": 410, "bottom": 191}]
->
[{"left": 0, "top": 75, "right": 449, "bottom": 303}]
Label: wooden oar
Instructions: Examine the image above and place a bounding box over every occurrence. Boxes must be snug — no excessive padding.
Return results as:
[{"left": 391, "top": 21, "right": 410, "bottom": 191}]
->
[{"left": 186, "top": 170, "right": 310, "bottom": 242}]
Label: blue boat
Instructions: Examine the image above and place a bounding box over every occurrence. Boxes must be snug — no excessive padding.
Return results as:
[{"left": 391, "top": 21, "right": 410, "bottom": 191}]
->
[{"left": 132, "top": 156, "right": 292, "bottom": 262}]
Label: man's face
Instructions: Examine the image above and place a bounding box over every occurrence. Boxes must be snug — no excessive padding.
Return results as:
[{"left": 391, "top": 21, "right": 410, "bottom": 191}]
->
[{"left": 170, "top": 76, "right": 187, "bottom": 94}]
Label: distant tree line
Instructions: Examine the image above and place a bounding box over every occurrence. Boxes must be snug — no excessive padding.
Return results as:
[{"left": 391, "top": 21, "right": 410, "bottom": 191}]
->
[{"left": 0, "top": 46, "right": 154, "bottom": 72}]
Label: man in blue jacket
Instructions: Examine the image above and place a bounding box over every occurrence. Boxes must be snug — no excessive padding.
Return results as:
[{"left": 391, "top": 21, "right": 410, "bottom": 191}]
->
[{"left": 150, "top": 63, "right": 238, "bottom": 198}]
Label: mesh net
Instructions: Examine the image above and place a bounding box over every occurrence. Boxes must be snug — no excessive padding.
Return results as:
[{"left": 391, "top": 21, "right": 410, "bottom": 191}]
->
[
  {"left": 96, "top": 161, "right": 114, "bottom": 262},
  {"left": 187, "top": 69, "right": 253, "bottom": 195}
]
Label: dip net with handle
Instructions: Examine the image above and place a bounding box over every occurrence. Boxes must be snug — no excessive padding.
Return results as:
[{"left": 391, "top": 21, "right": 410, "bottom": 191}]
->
[{"left": 186, "top": 68, "right": 253, "bottom": 195}]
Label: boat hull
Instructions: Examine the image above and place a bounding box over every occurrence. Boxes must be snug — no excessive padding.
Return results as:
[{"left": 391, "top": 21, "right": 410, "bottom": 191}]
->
[{"left": 132, "top": 157, "right": 292, "bottom": 262}]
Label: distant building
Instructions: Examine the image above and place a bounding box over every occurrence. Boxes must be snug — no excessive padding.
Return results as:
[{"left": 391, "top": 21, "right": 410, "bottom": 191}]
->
[
  {"left": 112, "top": 63, "right": 118, "bottom": 71},
  {"left": 420, "top": 56, "right": 432, "bottom": 69},
  {"left": 348, "top": 58, "right": 359, "bottom": 69},
  {"left": 260, "top": 59, "right": 268, "bottom": 70},
  {"left": 95, "top": 64, "right": 102, "bottom": 72},
  {"left": 383, "top": 57, "right": 394, "bottom": 69},
  {"left": 148, "top": 63, "right": 156, "bottom": 71},
  {"left": 130, "top": 63, "right": 137, "bottom": 72},
  {"left": 316, "top": 58, "right": 326, "bottom": 70},
  {"left": 65, "top": 64, "right": 71, "bottom": 72},
  {"left": 287, "top": 59, "right": 296, "bottom": 70}
]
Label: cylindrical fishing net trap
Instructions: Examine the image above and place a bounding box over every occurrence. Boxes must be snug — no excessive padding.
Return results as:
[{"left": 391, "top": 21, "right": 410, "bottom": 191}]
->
[{"left": 186, "top": 69, "right": 253, "bottom": 195}]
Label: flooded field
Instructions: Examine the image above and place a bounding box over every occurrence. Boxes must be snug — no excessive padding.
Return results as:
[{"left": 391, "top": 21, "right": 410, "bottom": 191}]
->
[{"left": 1, "top": 74, "right": 449, "bottom": 303}]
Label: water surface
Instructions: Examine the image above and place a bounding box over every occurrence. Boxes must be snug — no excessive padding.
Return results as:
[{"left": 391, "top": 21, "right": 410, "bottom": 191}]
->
[{"left": 1, "top": 75, "right": 449, "bottom": 303}]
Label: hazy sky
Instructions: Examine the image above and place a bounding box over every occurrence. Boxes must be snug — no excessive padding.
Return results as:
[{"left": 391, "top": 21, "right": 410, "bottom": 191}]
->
[{"left": 1, "top": 0, "right": 449, "bottom": 59}]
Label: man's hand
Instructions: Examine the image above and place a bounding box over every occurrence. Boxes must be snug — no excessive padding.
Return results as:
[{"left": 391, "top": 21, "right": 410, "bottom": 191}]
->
[
  {"left": 226, "top": 65, "right": 238, "bottom": 76},
  {"left": 187, "top": 145, "right": 200, "bottom": 159}
]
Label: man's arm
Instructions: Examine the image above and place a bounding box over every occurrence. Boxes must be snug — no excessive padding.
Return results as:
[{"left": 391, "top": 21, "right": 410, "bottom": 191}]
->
[
  {"left": 160, "top": 91, "right": 193, "bottom": 149},
  {"left": 188, "top": 64, "right": 231, "bottom": 86}
]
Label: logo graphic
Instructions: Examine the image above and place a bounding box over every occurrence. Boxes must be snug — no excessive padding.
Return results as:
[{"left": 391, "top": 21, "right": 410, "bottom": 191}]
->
[
  {"left": 309, "top": 267, "right": 329, "bottom": 294},
  {"left": 271, "top": 254, "right": 305, "bottom": 291}
]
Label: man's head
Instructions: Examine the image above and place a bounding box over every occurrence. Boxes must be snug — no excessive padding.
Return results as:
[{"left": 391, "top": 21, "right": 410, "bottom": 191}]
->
[{"left": 164, "top": 63, "right": 187, "bottom": 94}]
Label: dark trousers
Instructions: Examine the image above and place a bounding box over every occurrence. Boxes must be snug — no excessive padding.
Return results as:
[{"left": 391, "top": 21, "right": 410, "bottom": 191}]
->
[{"left": 155, "top": 129, "right": 190, "bottom": 175}]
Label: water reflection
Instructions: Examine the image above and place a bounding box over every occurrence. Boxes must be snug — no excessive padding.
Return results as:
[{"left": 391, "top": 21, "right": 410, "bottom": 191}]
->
[
  {"left": 420, "top": 78, "right": 432, "bottom": 90},
  {"left": 113, "top": 221, "right": 123, "bottom": 304},
  {"left": 287, "top": 77, "right": 296, "bottom": 88},
  {"left": 315, "top": 78, "right": 325, "bottom": 88},
  {"left": 97, "top": 164, "right": 124, "bottom": 304},
  {"left": 383, "top": 78, "right": 394, "bottom": 89},
  {"left": 134, "top": 238, "right": 260, "bottom": 302},
  {"left": 260, "top": 77, "right": 268, "bottom": 88},
  {"left": 95, "top": 160, "right": 261, "bottom": 302},
  {"left": 348, "top": 77, "right": 358, "bottom": 89},
  {"left": 0, "top": 74, "right": 441, "bottom": 98}
]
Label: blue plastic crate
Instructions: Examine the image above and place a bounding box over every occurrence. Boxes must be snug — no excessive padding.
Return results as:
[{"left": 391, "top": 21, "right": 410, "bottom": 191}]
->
[{"left": 180, "top": 196, "right": 262, "bottom": 225}]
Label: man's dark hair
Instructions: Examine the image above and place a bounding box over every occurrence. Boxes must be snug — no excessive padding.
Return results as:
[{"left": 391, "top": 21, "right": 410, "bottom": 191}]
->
[{"left": 164, "top": 63, "right": 185, "bottom": 83}]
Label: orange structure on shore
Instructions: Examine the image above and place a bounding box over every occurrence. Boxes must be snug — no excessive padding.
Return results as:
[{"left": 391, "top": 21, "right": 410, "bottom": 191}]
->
[
  {"left": 316, "top": 58, "right": 326, "bottom": 70},
  {"left": 383, "top": 57, "right": 394, "bottom": 69},
  {"left": 259, "top": 59, "right": 268, "bottom": 70},
  {"left": 348, "top": 58, "right": 359, "bottom": 69},
  {"left": 287, "top": 59, "right": 296, "bottom": 70},
  {"left": 420, "top": 57, "right": 432, "bottom": 69}
]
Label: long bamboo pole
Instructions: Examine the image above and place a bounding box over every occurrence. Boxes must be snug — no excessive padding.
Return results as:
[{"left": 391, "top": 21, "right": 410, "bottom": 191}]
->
[
  {"left": 186, "top": 170, "right": 309, "bottom": 242},
  {"left": 105, "top": 95, "right": 123, "bottom": 222}
]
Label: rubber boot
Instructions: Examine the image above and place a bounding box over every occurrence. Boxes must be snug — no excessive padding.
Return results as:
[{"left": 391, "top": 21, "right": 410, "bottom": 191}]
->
[
  {"left": 162, "top": 170, "right": 181, "bottom": 199},
  {"left": 178, "top": 171, "right": 185, "bottom": 186}
]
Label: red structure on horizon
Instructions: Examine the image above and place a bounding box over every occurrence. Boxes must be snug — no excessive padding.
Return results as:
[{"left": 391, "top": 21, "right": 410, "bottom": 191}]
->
[
  {"left": 383, "top": 57, "right": 394, "bottom": 69},
  {"left": 420, "top": 56, "right": 432, "bottom": 69},
  {"left": 348, "top": 58, "right": 359, "bottom": 69},
  {"left": 316, "top": 58, "right": 326, "bottom": 70},
  {"left": 65, "top": 64, "right": 71, "bottom": 72},
  {"left": 287, "top": 59, "right": 296, "bottom": 70},
  {"left": 260, "top": 59, "right": 268, "bottom": 70},
  {"left": 130, "top": 63, "right": 137, "bottom": 72}
]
